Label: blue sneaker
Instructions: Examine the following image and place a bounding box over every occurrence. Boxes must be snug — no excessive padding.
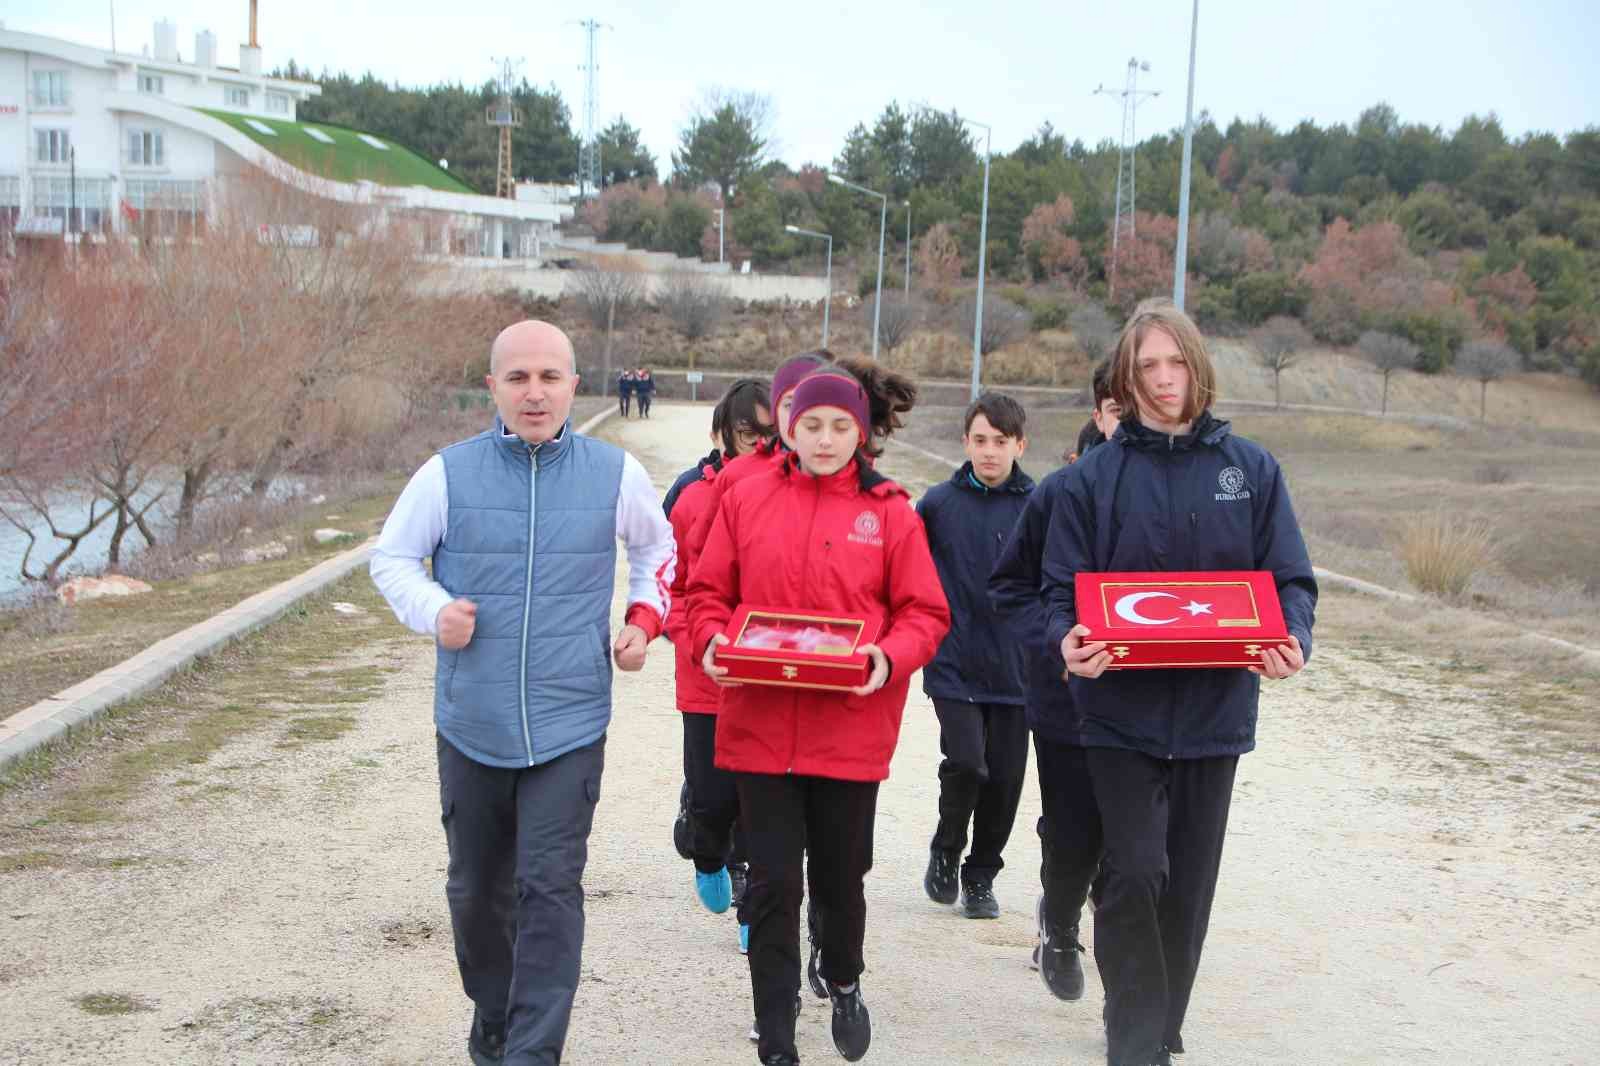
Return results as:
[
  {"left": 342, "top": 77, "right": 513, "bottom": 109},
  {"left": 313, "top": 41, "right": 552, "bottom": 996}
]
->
[
  {"left": 695, "top": 867, "right": 732, "bottom": 914},
  {"left": 739, "top": 923, "right": 750, "bottom": 954}
]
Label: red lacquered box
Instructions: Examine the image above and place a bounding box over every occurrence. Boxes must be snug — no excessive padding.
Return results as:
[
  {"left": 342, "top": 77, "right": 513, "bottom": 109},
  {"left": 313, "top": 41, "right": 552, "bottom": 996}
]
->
[
  {"left": 714, "top": 606, "right": 883, "bottom": 691},
  {"left": 1075, "top": 571, "right": 1288, "bottom": 669}
]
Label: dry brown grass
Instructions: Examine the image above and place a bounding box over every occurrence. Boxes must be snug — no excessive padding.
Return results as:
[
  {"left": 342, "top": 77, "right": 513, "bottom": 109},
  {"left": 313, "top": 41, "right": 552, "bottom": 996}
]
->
[{"left": 1398, "top": 510, "right": 1498, "bottom": 598}]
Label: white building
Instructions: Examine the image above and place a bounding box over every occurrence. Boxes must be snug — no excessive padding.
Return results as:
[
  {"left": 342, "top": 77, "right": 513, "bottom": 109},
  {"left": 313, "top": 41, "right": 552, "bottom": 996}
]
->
[{"left": 0, "top": 18, "right": 564, "bottom": 256}]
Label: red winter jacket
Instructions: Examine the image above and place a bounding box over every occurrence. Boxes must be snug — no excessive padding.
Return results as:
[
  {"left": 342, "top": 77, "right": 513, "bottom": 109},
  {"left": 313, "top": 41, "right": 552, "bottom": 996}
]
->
[
  {"left": 667, "top": 464, "right": 725, "bottom": 714},
  {"left": 687, "top": 456, "right": 951, "bottom": 782},
  {"left": 683, "top": 438, "right": 787, "bottom": 566}
]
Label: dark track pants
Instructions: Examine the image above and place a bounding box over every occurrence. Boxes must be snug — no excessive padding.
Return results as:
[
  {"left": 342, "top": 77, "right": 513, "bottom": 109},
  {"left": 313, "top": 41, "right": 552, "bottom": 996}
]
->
[
  {"left": 1085, "top": 747, "right": 1237, "bottom": 1066},
  {"left": 681, "top": 711, "right": 745, "bottom": 874},
  {"left": 736, "top": 772, "right": 878, "bottom": 1063},
  {"left": 930, "top": 699, "right": 1030, "bottom": 880},
  {"left": 1033, "top": 736, "right": 1104, "bottom": 938},
  {"left": 437, "top": 733, "right": 606, "bottom": 1066}
]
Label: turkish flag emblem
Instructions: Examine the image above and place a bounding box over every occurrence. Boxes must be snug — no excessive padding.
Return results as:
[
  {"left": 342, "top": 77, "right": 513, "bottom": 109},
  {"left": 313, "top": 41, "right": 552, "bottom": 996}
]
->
[{"left": 1102, "top": 580, "right": 1261, "bottom": 629}]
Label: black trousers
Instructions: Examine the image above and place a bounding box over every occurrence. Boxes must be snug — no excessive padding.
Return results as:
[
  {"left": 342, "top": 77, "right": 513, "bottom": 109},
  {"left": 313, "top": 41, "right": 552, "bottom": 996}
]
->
[
  {"left": 1033, "top": 736, "right": 1104, "bottom": 937},
  {"left": 638, "top": 392, "right": 652, "bottom": 417},
  {"left": 1085, "top": 747, "right": 1237, "bottom": 1066},
  {"left": 930, "top": 699, "right": 1030, "bottom": 880},
  {"left": 681, "top": 712, "right": 746, "bottom": 874},
  {"left": 737, "top": 772, "right": 878, "bottom": 1062},
  {"left": 437, "top": 733, "right": 606, "bottom": 1066},
  {"left": 618, "top": 392, "right": 631, "bottom": 417}
]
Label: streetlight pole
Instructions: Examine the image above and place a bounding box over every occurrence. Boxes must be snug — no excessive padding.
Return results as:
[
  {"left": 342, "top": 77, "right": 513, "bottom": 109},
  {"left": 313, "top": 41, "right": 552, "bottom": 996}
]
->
[
  {"left": 971, "top": 121, "right": 992, "bottom": 402},
  {"left": 827, "top": 172, "right": 887, "bottom": 359},
  {"left": 1173, "top": 0, "right": 1200, "bottom": 310},
  {"left": 903, "top": 200, "right": 911, "bottom": 297},
  {"left": 785, "top": 224, "right": 832, "bottom": 347}
]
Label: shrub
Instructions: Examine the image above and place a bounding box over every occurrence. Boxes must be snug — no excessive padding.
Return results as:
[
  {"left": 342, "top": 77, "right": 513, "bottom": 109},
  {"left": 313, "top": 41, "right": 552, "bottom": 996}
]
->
[
  {"left": 1029, "top": 297, "right": 1073, "bottom": 332},
  {"left": 1232, "top": 271, "right": 1310, "bottom": 326},
  {"left": 1398, "top": 510, "right": 1496, "bottom": 598},
  {"left": 656, "top": 272, "right": 729, "bottom": 340},
  {"left": 1473, "top": 463, "right": 1515, "bottom": 485}
]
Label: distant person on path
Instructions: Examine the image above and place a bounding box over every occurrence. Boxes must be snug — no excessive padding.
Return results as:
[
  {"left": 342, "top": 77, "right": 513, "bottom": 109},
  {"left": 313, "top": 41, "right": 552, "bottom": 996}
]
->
[
  {"left": 1040, "top": 300, "right": 1317, "bottom": 1066},
  {"left": 663, "top": 377, "right": 773, "bottom": 953},
  {"left": 618, "top": 369, "right": 635, "bottom": 419},
  {"left": 916, "top": 392, "right": 1035, "bottom": 921},
  {"left": 635, "top": 367, "right": 656, "bottom": 419},
  {"left": 691, "top": 368, "right": 950, "bottom": 1066},
  {"left": 371, "top": 320, "right": 676, "bottom": 1066}
]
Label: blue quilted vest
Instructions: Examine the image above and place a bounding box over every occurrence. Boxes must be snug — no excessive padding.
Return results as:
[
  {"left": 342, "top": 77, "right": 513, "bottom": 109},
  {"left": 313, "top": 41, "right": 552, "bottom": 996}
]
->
[{"left": 432, "top": 417, "right": 624, "bottom": 768}]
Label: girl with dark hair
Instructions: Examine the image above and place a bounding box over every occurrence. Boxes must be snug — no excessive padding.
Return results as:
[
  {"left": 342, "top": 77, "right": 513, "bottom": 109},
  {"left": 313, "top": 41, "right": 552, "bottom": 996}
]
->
[
  {"left": 662, "top": 377, "right": 774, "bottom": 952},
  {"left": 690, "top": 368, "right": 950, "bottom": 1066},
  {"left": 1040, "top": 300, "right": 1317, "bottom": 1066}
]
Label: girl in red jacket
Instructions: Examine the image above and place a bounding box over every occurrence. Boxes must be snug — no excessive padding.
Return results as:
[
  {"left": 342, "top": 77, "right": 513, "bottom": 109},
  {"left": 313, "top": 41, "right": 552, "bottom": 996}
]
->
[
  {"left": 665, "top": 378, "right": 773, "bottom": 952},
  {"left": 689, "top": 369, "right": 951, "bottom": 1066}
]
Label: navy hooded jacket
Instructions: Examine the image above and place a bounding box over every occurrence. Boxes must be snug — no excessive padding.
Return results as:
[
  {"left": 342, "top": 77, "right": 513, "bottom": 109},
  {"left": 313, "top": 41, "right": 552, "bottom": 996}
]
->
[
  {"left": 917, "top": 461, "right": 1036, "bottom": 706},
  {"left": 988, "top": 465, "right": 1078, "bottom": 739},
  {"left": 1040, "top": 412, "right": 1317, "bottom": 760}
]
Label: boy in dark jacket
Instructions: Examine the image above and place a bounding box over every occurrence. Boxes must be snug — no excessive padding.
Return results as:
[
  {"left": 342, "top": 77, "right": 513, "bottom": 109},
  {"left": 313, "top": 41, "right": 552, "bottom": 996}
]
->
[
  {"left": 917, "top": 393, "right": 1036, "bottom": 920},
  {"left": 635, "top": 367, "right": 656, "bottom": 418},
  {"left": 1043, "top": 300, "right": 1316, "bottom": 1066}
]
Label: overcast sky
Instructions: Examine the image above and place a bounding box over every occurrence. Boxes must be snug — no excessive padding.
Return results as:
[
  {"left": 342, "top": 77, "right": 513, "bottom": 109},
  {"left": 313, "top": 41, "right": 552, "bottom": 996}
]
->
[{"left": 10, "top": 0, "right": 1598, "bottom": 172}]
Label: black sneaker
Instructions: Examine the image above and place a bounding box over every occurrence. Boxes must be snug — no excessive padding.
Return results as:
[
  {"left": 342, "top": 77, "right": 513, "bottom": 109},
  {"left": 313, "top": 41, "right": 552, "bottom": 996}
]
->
[
  {"left": 828, "top": 982, "right": 871, "bottom": 1061},
  {"left": 1034, "top": 894, "right": 1086, "bottom": 1000},
  {"left": 730, "top": 864, "right": 749, "bottom": 909},
  {"left": 806, "top": 932, "right": 828, "bottom": 999},
  {"left": 923, "top": 847, "right": 959, "bottom": 905},
  {"left": 762, "top": 1057, "right": 801, "bottom": 1066},
  {"left": 959, "top": 875, "right": 1000, "bottom": 919},
  {"left": 673, "top": 781, "right": 693, "bottom": 861},
  {"left": 467, "top": 1008, "right": 506, "bottom": 1065}
]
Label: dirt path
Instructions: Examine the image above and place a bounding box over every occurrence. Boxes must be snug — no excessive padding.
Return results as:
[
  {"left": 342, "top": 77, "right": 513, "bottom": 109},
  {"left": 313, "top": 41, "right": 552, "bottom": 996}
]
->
[{"left": 1, "top": 402, "right": 1594, "bottom": 1065}]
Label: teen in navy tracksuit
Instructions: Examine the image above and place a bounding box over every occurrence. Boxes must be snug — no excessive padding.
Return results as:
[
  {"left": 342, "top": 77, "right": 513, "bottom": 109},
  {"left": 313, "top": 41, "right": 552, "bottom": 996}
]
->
[
  {"left": 917, "top": 393, "right": 1036, "bottom": 921},
  {"left": 1040, "top": 301, "right": 1317, "bottom": 1066}
]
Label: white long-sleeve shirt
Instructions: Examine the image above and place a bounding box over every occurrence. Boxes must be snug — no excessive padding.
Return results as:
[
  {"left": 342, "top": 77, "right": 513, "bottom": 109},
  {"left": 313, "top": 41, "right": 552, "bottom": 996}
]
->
[{"left": 370, "top": 442, "right": 675, "bottom": 637}]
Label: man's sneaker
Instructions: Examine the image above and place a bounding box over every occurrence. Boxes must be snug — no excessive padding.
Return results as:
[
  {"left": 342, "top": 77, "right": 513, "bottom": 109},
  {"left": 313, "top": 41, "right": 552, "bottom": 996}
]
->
[
  {"left": 673, "top": 782, "right": 693, "bottom": 861},
  {"left": 1034, "top": 895, "right": 1086, "bottom": 999},
  {"left": 923, "top": 847, "right": 959, "bottom": 905},
  {"left": 959, "top": 875, "right": 1000, "bottom": 919},
  {"left": 739, "top": 923, "right": 750, "bottom": 954},
  {"left": 695, "top": 867, "right": 732, "bottom": 914},
  {"left": 730, "top": 864, "right": 750, "bottom": 909},
  {"left": 806, "top": 933, "right": 828, "bottom": 999},
  {"left": 828, "top": 982, "right": 871, "bottom": 1061},
  {"left": 467, "top": 1008, "right": 506, "bottom": 1065}
]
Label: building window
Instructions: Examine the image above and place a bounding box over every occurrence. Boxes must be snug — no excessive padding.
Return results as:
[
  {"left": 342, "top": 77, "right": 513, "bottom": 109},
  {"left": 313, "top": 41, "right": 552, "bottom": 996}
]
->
[
  {"left": 128, "top": 129, "right": 166, "bottom": 167},
  {"left": 0, "top": 175, "right": 20, "bottom": 233},
  {"left": 35, "top": 129, "right": 71, "bottom": 165},
  {"left": 123, "top": 178, "right": 205, "bottom": 238},
  {"left": 139, "top": 73, "right": 165, "bottom": 95},
  {"left": 29, "top": 175, "right": 113, "bottom": 233},
  {"left": 31, "top": 70, "right": 70, "bottom": 108},
  {"left": 265, "top": 92, "right": 290, "bottom": 114},
  {"left": 225, "top": 86, "right": 251, "bottom": 108}
]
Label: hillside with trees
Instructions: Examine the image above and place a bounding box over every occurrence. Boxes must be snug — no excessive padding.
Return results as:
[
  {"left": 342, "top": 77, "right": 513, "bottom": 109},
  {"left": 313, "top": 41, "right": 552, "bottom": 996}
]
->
[{"left": 272, "top": 65, "right": 1600, "bottom": 386}]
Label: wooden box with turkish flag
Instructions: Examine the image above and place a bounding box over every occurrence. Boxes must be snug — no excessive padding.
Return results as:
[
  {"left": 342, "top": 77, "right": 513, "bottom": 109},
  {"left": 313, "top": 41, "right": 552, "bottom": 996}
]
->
[
  {"left": 714, "top": 606, "right": 883, "bottom": 691},
  {"left": 1075, "top": 571, "right": 1289, "bottom": 669}
]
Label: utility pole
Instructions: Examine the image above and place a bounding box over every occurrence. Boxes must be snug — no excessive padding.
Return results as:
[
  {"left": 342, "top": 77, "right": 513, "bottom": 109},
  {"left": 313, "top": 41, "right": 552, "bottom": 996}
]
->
[
  {"left": 1094, "top": 58, "right": 1158, "bottom": 302},
  {"left": 486, "top": 57, "right": 524, "bottom": 200},
  {"left": 574, "top": 18, "right": 611, "bottom": 200},
  {"left": 1173, "top": 0, "right": 1201, "bottom": 310}
]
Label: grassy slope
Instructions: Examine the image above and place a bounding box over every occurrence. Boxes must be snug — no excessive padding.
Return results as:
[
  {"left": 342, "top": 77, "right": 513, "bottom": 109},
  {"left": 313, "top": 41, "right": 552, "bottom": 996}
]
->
[{"left": 195, "top": 109, "right": 474, "bottom": 194}]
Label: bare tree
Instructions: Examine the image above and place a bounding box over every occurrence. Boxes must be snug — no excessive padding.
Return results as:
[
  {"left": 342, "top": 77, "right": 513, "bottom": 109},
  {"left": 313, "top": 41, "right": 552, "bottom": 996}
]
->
[
  {"left": 1357, "top": 330, "right": 1419, "bottom": 415},
  {"left": 959, "top": 295, "right": 1031, "bottom": 358},
  {"left": 865, "top": 294, "right": 920, "bottom": 354},
  {"left": 657, "top": 271, "right": 729, "bottom": 342},
  {"left": 1454, "top": 339, "right": 1519, "bottom": 421},
  {"left": 569, "top": 265, "right": 645, "bottom": 396},
  {"left": 1249, "top": 315, "right": 1314, "bottom": 408},
  {"left": 1069, "top": 302, "right": 1117, "bottom": 364}
]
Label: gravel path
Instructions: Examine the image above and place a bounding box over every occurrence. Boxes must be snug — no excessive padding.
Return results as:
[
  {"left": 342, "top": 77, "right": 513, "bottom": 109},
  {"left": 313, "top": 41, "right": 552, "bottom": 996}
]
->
[{"left": 1, "top": 402, "right": 1594, "bottom": 1065}]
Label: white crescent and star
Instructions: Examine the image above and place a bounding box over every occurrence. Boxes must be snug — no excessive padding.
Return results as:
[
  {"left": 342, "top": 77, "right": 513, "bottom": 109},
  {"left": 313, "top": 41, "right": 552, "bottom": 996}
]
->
[{"left": 1113, "top": 592, "right": 1215, "bottom": 625}]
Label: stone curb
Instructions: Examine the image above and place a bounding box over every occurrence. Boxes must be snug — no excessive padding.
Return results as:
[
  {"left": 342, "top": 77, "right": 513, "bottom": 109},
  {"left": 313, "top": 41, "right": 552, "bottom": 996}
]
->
[
  {"left": 885, "top": 437, "right": 1600, "bottom": 665},
  {"left": 0, "top": 405, "right": 617, "bottom": 772}
]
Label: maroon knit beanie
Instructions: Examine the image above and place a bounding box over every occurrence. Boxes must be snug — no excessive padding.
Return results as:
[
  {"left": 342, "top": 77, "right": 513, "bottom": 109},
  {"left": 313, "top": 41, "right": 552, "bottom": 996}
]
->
[
  {"left": 787, "top": 369, "right": 871, "bottom": 445},
  {"left": 771, "top": 354, "right": 825, "bottom": 409}
]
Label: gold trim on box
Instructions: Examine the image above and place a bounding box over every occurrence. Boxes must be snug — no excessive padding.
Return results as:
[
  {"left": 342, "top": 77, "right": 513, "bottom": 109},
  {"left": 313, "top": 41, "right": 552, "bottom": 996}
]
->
[
  {"left": 731, "top": 611, "right": 865, "bottom": 657},
  {"left": 717, "top": 653, "right": 867, "bottom": 673},
  {"left": 1098, "top": 580, "right": 1261, "bottom": 629},
  {"left": 722, "top": 677, "right": 863, "bottom": 692}
]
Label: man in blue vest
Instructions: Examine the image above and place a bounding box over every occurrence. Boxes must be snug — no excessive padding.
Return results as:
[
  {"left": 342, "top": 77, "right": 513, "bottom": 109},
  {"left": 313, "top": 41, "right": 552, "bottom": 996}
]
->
[{"left": 372, "top": 320, "right": 676, "bottom": 1065}]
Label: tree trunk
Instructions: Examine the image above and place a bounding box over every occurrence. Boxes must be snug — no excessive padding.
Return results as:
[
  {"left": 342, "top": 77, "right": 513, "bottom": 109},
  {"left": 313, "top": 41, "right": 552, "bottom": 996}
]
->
[
  {"left": 1480, "top": 380, "right": 1488, "bottom": 421},
  {"left": 177, "top": 459, "right": 213, "bottom": 537},
  {"left": 107, "top": 501, "right": 130, "bottom": 567},
  {"left": 1381, "top": 373, "right": 1390, "bottom": 415},
  {"left": 1274, "top": 370, "right": 1282, "bottom": 409},
  {"left": 603, "top": 296, "right": 616, "bottom": 399}
]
